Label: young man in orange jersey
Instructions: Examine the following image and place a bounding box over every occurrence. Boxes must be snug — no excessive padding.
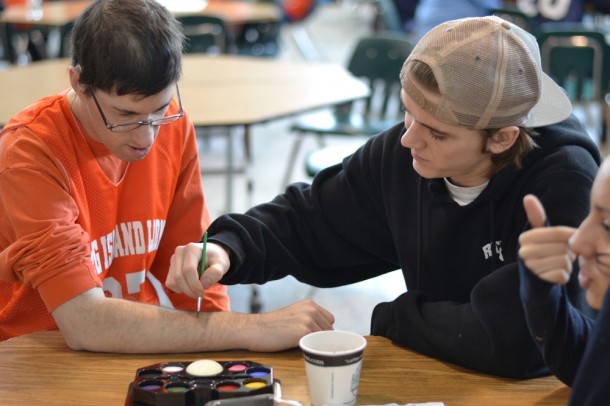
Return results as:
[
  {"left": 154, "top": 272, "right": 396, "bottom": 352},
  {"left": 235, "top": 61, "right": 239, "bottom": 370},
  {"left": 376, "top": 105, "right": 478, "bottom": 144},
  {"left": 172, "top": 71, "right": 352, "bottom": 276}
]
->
[{"left": 0, "top": 0, "right": 334, "bottom": 352}]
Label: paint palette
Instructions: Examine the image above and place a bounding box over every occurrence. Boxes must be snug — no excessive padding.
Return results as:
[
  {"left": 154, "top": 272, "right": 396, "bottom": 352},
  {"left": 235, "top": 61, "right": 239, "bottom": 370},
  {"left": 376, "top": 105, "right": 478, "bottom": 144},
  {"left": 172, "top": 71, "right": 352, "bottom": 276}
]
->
[{"left": 125, "top": 360, "right": 276, "bottom": 406}]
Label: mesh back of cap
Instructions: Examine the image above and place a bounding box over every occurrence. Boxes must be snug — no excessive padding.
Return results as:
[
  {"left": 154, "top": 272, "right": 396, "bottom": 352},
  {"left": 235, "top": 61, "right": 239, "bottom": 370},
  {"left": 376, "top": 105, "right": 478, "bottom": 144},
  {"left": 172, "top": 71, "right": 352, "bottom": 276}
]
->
[{"left": 405, "top": 17, "right": 541, "bottom": 129}]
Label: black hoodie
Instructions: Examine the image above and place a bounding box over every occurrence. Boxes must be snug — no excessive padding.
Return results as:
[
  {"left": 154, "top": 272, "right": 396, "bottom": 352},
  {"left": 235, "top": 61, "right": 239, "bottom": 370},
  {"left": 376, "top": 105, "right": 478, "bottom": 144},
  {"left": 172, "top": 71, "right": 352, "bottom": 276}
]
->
[{"left": 208, "top": 114, "right": 601, "bottom": 378}]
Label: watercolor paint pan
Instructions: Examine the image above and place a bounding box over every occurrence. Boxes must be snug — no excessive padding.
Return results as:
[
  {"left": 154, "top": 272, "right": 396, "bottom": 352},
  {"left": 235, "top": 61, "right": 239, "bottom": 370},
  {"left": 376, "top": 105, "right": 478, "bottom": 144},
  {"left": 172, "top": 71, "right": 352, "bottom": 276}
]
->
[{"left": 125, "top": 360, "right": 275, "bottom": 406}]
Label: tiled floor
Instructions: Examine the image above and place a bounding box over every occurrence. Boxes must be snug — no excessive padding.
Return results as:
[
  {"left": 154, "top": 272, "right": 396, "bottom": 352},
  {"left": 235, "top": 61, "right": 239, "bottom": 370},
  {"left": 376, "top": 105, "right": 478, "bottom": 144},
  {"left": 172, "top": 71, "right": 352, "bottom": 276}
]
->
[{"left": 199, "top": 2, "right": 407, "bottom": 335}]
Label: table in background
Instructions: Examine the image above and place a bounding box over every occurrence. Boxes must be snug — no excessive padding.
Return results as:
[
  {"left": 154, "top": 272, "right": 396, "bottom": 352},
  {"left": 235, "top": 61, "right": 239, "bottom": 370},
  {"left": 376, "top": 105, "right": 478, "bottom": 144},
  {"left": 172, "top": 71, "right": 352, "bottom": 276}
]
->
[
  {"left": 0, "top": 331, "right": 570, "bottom": 405},
  {"left": 0, "top": 0, "right": 280, "bottom": 26},
  {"left": 0, "top": 0, "right": 281, "bottom": 62},
  {"left": 0, "top": 55, "right": 370, "bottom": 211}
]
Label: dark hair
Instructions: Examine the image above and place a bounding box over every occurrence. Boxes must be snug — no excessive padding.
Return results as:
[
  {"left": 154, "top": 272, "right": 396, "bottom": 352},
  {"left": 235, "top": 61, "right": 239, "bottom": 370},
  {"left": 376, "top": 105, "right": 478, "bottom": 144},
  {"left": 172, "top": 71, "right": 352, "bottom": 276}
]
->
[
  {"left": 71, "top": 0, "right": 184, "bottom": 96},
  {"left": 401, "top": 60, "right": 538, "bottom": 174}
]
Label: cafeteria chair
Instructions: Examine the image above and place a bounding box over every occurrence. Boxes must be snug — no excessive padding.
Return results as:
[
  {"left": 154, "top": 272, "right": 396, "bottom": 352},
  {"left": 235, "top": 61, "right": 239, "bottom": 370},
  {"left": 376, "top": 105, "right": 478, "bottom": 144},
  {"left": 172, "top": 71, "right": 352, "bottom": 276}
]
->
[
  {"left": 490, "top": 7, "right": 540, "bottom": 40},
  {"left": 1, "top": 22, "right": 47, "bottom": 64},
  {"left": 178, "top": 15, "right": 252, "bottom": 164},
  {"left": 235, "top": 0, "right": 283, "bottom": 58},
  {"left": 371, "top": 0, "right": 404, "bottom": 34},
  {"left": 280, "top": 0, "right": 321, "bottom": 62},
  {"left": 57, "top": 21, "right": 74, "bottom": 58},
  {"left": 177, "top": 15, "right": 253, "bottom": 212},
  {"left": 538, "top": 25, "right": 609, "bottom": 143},
  {"left": 177, "top": 15, "right": 235, "bottom": 55},
  {"left": 235, "top": 20, "right": 282, "bottom": 57},
  {"left": 281, "top": 33, "right": 413, "bottom": 187}
]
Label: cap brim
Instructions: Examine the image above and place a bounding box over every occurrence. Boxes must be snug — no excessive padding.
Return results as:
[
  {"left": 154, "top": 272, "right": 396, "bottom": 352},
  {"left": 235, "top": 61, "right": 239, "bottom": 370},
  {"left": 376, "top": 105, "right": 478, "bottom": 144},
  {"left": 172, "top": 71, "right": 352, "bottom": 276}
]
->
[{"left": 526, "top": 72, "right": 572, "bottom": 128}]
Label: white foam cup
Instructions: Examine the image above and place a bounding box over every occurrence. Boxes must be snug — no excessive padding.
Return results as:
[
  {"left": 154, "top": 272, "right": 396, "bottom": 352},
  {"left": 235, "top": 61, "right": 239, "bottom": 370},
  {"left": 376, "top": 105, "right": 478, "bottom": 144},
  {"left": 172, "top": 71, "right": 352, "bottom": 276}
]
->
[{"left": 299, "top": 330, "right": 367, "bottom": 406}]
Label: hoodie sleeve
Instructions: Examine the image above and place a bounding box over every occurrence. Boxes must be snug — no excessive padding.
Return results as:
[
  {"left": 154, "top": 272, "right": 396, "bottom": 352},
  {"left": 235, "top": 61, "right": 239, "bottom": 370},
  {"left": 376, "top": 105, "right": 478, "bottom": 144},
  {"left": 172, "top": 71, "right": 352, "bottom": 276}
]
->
[
  {"left": 209, "top": 126, "right": 405, "bottom": 287},
  {"left": 569, "top": 289, "right": 610, "bottom": 404},
  {"left": 208, "top": 178, "right": 399, "bottom": 287},
  {"left": 518, "top": 247, "right": 594, "bottom": 386},
  {"left": 371, "top": 263, "right": 551, "bottom": 378}
]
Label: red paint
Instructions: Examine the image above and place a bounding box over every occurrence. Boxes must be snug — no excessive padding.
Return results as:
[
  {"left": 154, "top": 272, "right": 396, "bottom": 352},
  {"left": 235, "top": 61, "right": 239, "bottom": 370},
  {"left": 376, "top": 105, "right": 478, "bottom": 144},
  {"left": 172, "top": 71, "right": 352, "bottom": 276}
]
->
[{"left": 216, "top": 383, "right": 240, "bottom": 392}]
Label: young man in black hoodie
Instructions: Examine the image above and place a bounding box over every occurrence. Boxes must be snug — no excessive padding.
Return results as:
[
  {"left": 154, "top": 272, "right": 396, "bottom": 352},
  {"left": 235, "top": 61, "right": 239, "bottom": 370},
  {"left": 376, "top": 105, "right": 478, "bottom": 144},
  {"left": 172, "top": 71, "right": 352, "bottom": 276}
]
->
[{"left": 167, "top": 16, "right": 601, "bottom": 378}]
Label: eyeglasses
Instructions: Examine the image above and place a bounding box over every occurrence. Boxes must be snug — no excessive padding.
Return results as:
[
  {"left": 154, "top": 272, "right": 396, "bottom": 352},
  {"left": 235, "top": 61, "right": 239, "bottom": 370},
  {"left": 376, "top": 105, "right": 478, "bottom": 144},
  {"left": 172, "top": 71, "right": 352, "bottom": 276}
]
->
[{"left": 88, "top": 84, "right": 183, "bottom": 132}]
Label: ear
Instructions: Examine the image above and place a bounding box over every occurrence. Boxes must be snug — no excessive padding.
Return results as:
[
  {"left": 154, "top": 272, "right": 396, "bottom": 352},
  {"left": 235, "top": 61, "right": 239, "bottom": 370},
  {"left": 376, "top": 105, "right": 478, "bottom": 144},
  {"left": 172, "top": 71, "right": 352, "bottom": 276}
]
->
[
  {"left": 486, "top": 126, "right": 519, "bottom": 154},
  {"left": 68, "top": 65, "right": 88, "bottom": 99}
]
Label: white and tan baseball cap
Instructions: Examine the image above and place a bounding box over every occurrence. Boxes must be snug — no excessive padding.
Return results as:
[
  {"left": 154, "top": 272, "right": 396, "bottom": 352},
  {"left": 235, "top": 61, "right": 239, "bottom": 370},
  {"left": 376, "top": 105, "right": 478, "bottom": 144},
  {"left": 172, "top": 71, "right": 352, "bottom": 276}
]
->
[{"left": 401, "top": 16, "right": 572, "bottom": 129}]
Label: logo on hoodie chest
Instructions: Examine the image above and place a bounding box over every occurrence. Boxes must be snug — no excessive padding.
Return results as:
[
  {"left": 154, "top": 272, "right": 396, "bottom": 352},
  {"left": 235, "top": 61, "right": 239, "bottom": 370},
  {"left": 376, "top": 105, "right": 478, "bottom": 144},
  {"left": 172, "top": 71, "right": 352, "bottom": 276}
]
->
[{"left": 482, "top": 240, "right": 504, "bottom": 262}]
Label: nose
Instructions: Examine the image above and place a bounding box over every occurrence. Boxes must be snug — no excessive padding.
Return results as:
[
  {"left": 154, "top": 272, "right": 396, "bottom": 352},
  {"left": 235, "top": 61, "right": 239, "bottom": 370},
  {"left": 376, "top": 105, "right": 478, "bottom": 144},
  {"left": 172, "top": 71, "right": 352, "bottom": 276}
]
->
[
  {"left": 131, "top": 123, "right": 157, "bottom": 148},
  {"left": 401, "top": 120, "right": 424, "bottom": 149},
  {"left": 568, "top": 217, "right": 597, "bottom": 260}
]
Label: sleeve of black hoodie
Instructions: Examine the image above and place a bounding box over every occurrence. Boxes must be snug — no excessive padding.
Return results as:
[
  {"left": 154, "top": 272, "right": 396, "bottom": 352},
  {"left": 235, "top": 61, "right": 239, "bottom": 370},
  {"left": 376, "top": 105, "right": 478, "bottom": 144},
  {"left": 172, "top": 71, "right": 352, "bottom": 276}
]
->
[{"left": 208, "top": 125, "right": 411, "bottom": 289}]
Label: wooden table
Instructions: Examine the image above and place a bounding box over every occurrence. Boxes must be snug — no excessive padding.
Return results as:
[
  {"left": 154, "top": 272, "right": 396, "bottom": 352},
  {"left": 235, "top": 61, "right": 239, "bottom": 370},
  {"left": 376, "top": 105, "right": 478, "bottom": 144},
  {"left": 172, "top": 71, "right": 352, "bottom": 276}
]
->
[
  {"left": 0, "top": 331, "right": 570, "bottom": 405},
  {"left": 0, "top": 55, "right": 369, "bottom": 211}
]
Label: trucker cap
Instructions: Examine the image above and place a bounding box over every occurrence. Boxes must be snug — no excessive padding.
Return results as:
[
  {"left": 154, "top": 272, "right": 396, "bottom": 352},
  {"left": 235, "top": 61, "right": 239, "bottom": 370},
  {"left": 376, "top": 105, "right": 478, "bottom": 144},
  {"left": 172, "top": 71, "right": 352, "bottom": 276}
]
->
[{"left": 401, "top": 16, "right": 572, "bottom": 129}]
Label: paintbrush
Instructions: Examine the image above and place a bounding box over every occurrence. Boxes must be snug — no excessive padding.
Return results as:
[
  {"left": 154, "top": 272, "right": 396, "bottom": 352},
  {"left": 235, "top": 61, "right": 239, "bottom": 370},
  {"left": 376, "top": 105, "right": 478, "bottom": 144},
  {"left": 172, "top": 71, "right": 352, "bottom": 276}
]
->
[{"left": 197, "top": 231, "right": 208, "bottom": 318}]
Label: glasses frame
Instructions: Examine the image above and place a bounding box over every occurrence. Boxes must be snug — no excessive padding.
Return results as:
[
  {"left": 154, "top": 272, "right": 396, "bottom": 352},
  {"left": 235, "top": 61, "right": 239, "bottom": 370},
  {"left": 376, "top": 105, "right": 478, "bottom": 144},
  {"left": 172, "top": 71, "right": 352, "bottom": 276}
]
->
[{"left": 88, "top": 84, "right": 183, "bottom": 132}]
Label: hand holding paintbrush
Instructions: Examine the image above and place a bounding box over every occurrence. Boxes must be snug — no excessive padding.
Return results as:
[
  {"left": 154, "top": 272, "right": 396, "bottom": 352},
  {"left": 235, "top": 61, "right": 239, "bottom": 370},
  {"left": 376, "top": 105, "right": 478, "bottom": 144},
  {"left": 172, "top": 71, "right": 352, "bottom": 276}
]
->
[{"left": 165, "top": 234, "right": 232, "bottom": 301}]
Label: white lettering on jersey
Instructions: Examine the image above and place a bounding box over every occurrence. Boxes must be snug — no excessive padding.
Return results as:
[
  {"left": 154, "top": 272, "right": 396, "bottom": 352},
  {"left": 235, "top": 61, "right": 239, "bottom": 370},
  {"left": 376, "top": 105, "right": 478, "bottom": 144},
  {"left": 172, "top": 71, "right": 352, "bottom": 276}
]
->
[
  {"left": 102, "top": 269, "right": 149, "bottom": 299},
  {"left": 90, "top": 239, "right": 102, "bottom": 275},
  {"left": 89, "top": 219, "right": 165, "bottom": 274},
  {"left": 119, "top": 221, "right": 136, "bottom": 256},
  {"left": 147, "top": 272, "right": 175, "bottom": 309},
  {"left": 102, "top": 270, "right": 175, "bottom": 307},
  {"left": 102, "top": 276, "right": 122, "bottom": 298},
  {"left": 114, "top": 224, "right": 125, "bottom": 258},
  {"left": 126, "top": 270, "right": 146, "bottom": 294},
  {"left": 147, "top": 219, "right": 166, "bottom": 253},
  {"left": 100, "top": 230, "right": 115, "bottom": 269},
  {"left": 132, "top": 221, "right": 146, "bottom": 255}
]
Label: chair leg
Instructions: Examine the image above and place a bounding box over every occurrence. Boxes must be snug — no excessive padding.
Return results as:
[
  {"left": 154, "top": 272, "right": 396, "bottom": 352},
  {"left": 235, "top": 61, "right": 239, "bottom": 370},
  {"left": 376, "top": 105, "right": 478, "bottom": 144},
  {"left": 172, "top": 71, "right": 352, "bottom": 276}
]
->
[
  {"left": 315, "top": 133, "right": 326, "bottom": 148},
  {"left": 280, "top": 132, "right": 306, "bottom": 190},
  {"left": 243, "top": 125, "right": 251, "bottom": 163},
  {"left": 599, "top": 98, "right": 610, "bottom": 146},
  {"left": 249, "top": 285, "right": 262, "bottom": 313}
]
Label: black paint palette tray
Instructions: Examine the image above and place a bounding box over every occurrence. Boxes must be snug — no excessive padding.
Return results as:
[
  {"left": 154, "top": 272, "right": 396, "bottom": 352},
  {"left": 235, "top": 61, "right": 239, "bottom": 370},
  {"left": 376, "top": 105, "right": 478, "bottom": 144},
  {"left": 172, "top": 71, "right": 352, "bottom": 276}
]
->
[{"left": 125, "top": 360, "right": 276, "bottom": 406}]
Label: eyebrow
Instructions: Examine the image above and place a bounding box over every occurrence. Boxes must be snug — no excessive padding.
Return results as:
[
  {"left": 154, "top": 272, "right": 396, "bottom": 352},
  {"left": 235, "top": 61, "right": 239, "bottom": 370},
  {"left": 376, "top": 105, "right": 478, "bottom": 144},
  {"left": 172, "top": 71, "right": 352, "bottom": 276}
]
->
[
  {"left": 402, "top": 101, "right": 451, "bottom": 137},
  {"left": 418, "top": 120, "right": 451, "bottom": 136},
  {"left": 113, "top": 100, "right": 172, "bottom": 116},
  {"left": 594, "top": 204, "right": 610, "bottom": 214}
]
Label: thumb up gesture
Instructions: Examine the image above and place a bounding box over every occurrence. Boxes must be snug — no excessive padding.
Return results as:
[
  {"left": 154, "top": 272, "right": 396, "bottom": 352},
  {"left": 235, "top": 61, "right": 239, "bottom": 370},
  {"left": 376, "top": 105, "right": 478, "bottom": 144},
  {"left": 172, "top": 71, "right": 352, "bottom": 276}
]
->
[{"left": 518, "top": 194, "right": 577, "bottom": 284}]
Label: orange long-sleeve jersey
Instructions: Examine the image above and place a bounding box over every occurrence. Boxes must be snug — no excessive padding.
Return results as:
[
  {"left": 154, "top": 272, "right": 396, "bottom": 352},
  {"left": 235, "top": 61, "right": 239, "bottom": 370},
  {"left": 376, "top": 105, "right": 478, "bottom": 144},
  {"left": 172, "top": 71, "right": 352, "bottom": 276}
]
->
[{"left": 0, "top": 91, "right": 229, "bottom": 341}]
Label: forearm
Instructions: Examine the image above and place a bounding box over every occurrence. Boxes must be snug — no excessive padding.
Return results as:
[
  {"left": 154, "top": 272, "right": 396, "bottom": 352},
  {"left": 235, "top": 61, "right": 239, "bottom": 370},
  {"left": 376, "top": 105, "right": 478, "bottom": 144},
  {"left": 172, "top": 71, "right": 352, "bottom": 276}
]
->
[{"left": 52, "top": 287, "right": 257, "bottom": 353}]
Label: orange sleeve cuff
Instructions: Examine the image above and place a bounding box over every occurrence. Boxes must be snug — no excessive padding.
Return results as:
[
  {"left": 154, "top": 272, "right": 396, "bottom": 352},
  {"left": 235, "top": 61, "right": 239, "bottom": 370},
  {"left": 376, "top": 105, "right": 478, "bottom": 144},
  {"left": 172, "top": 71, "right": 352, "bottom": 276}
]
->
[{"left": 36, "top": 260, "right": 102, "bottom": 313}]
